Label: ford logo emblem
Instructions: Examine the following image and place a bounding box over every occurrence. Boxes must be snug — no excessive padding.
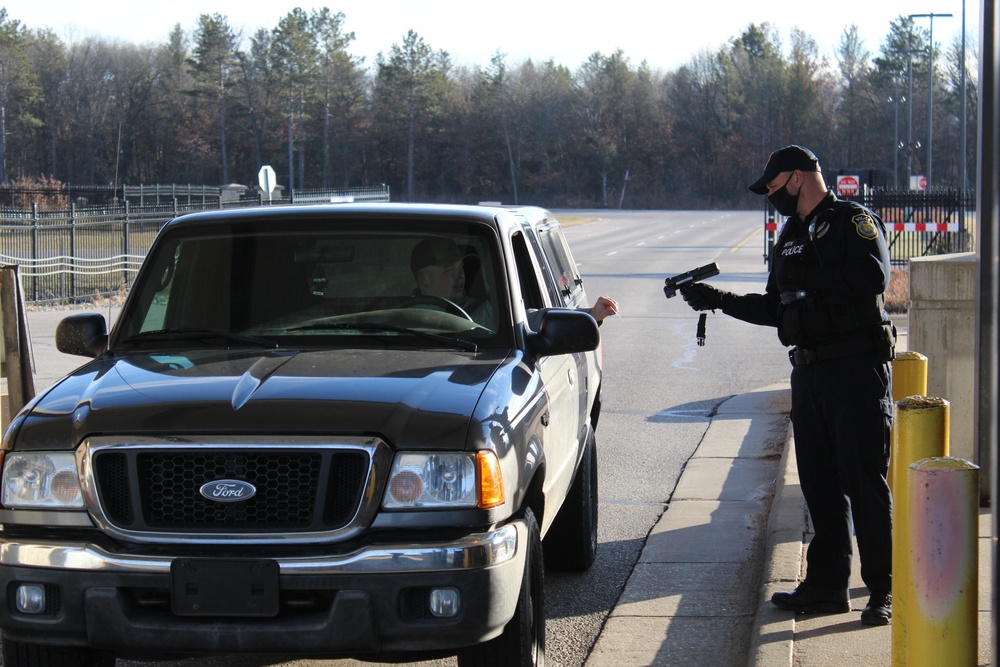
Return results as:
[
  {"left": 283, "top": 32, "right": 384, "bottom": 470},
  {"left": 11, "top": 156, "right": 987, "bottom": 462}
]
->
[{"left": 199, "top": 479, "right": 257, "bottom": 503}]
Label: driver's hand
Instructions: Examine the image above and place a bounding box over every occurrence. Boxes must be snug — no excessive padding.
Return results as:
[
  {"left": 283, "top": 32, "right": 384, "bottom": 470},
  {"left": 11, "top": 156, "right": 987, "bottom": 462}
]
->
[{"left": 590, "top": 295, "right": 619, "bottom": 322}]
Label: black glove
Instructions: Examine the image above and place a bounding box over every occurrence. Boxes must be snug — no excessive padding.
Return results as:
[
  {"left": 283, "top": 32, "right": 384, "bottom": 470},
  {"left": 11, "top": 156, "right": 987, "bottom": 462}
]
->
[{"left": 680, "top": 283, "right": 726, "bottom": 311}]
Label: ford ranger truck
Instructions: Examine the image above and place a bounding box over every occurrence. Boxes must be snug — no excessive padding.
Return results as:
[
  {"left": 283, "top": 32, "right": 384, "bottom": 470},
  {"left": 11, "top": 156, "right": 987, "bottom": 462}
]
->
[{"left": 0, "top": 203, "right": 604, "bottom": 667}]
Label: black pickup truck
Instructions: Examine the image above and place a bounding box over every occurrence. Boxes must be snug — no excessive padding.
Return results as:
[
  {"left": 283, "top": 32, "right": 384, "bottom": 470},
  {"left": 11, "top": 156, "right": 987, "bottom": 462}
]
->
[{"left": 0, "top": 203, "right": 604, "bottom": 667}]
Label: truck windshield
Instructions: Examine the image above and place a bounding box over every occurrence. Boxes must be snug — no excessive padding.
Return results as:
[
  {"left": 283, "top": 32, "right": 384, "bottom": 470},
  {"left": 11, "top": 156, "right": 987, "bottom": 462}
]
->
[{"left": 114, "top": 219, "right": 511, "bottom": 350}]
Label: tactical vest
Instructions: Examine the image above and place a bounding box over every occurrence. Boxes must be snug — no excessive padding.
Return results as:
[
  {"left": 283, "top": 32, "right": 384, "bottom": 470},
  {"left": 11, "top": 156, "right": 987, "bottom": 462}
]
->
[{"left": 772, "top": 202, "right": 888, "bottom": 348}]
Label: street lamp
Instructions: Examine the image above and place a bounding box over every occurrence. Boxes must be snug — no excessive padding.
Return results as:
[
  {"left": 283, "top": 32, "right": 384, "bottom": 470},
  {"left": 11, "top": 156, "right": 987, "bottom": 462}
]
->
[{"left": 909, "top": 12, "right": 953, "bottom": 189}]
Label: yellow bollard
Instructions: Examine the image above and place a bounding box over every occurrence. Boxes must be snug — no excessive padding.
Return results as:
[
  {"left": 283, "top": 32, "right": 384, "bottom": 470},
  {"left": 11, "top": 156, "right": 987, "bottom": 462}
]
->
[
  {"left": 888, "top": 352, "right": 929, "bottom": 496},
  {"left": 891, "top": 352, "right": 929, "bottom": 401},
  {"left": 906, "top": 457, "right": 979, "bottom": 667},
  {"left": 891, "top": 396, "right": 949, "bottom": 667}
]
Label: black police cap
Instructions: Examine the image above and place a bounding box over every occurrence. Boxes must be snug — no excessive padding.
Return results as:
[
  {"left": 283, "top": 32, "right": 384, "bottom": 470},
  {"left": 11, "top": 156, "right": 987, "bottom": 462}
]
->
[{"left": 748, "top": 145, "right": 821, "bottom": 195}]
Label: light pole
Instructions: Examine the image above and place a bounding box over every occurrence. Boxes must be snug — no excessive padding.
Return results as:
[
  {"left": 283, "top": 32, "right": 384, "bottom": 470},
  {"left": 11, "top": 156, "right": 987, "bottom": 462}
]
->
[
  {"left": 959, "top": 0, "right": 967, "bottom": 192},
  {"left": 909, "top": 12, "right": 953, "bottom": 189},
  {"left": 889, "top": 70, "right": 911, "bottom": 189},
  {"left": 890, "top": 77, "right": 901, "bottom": 188},
  {"left": 902, "top": 49, "right": 923, "bottom": 187}
]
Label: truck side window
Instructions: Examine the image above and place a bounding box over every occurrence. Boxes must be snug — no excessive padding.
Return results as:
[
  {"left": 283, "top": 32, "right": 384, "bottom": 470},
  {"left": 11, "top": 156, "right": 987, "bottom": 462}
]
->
[
  {"left": 511, "top": 232, "right": 544, "bottom": 310},
  {"left": 537, "top": 222, "right": 582, "bottom": 307}
]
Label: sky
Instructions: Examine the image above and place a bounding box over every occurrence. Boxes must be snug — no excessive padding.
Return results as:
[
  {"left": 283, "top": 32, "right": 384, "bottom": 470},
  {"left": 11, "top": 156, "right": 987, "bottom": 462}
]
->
[{"left": 4, "top": 0, "right": 980, "bottom": 71}]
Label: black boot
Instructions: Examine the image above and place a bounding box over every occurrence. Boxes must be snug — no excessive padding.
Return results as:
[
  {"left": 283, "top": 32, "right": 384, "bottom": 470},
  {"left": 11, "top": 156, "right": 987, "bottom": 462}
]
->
[
  {"left": 860, "top": 592, "right": 892, "bottom": 626},
  {"left": 771, "top": 583, "right": 850, "bottom": 614}
]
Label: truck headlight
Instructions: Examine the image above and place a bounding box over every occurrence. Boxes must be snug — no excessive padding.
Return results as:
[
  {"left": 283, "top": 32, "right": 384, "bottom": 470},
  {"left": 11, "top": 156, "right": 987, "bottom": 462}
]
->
[
  {"left": 1, "top": 452, "right": 84, "bottom": 509},
  {"left": 384, "top": 451, "right": 504, "bottom": 509}
]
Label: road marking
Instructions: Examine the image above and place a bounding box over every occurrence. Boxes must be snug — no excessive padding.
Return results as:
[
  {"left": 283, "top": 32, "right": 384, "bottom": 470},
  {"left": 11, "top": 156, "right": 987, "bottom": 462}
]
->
[{"left": 730, "top": 228, "right": 759, "bottom": 252}]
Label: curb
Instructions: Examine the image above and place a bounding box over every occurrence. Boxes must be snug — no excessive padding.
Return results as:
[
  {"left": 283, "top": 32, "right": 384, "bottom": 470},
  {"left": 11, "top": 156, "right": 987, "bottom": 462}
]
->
[{"left": 747, "top": 423, "right": 804, "bottom": 667}]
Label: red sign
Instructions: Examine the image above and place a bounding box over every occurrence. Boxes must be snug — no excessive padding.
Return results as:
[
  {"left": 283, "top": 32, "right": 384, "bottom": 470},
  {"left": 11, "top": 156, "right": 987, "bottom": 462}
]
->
[{"left": 837, "top": 175, "right": 860, "bottom": 197}]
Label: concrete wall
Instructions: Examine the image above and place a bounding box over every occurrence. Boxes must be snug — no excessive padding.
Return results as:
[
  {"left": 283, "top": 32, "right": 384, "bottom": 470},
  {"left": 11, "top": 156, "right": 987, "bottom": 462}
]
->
[{"left": 908, "top": 252, "right": 977, "bottom": 463}]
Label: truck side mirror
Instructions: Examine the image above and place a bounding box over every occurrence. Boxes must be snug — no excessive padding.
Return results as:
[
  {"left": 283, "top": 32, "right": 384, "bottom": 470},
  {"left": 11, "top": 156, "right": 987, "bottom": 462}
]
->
[
  {"left": 56, "top": 313, "right": 108, "bottom": 358},
  {"left": 527, "top": 309, "right": 599, "bottom": 358}
]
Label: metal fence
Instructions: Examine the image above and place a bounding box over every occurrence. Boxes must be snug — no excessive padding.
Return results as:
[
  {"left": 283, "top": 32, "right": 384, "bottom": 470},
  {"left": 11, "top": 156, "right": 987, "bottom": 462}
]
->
[
  {"left": 123, "top": 183, "right": 225, "bottom": 206},
  {"left": 866, "top": 188, "right": 975, "bottom": 263},
  {"left": 0, "top": 183, "right": 119, "bottom": 208},
  {"left": 0, "top": 185, "right": 390, "bottom": 304},
  {"left": 763, "top": 188, "right": 976, "bottom": 268}
]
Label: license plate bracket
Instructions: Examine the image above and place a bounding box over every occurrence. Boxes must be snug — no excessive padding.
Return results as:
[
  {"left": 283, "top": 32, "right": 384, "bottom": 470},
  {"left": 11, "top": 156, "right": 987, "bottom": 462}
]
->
[{"left": 171, "top": 558, "right": 279, "bottom": 617}]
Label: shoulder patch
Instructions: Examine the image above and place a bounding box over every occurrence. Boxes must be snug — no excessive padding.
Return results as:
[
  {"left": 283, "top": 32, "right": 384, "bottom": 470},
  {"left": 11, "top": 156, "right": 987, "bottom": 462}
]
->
[{"left": 852, "top": 214, "right": 878, "bottom": 240}]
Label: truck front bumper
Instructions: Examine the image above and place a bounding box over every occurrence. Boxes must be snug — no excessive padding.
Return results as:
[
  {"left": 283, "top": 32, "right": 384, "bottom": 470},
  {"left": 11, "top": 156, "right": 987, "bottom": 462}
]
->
[{"left": 0, "top": 521, "right": 524, "bottom": 659}]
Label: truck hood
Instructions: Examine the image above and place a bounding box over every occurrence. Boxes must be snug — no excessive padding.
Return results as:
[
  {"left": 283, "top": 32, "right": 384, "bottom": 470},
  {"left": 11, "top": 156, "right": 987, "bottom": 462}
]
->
[{"left": 11, "top": 347, "right": 512, "bottom": 451}]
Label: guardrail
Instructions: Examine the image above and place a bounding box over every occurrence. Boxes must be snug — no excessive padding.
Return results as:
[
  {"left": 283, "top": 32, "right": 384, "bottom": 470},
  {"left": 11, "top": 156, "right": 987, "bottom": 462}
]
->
[{"left": 0, "top": 254, "right": 147, "bottom": 278}]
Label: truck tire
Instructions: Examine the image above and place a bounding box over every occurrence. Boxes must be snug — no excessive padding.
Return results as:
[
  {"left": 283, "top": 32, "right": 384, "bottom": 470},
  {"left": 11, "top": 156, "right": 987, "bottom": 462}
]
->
[
  {"left": 543, "top": 432, "right": 598, "bottom": 572},
  {"left": 457, "top": 507, "right": 544, "bottom": 667},
  {"left": 2, "top": 638, "right": 115, "bottom": 667}
]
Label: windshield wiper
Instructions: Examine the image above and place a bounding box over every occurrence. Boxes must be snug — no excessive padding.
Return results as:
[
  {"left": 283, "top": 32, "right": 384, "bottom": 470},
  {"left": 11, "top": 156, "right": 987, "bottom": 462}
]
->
[
  {"left": 121, "top": 328, "right": 279, "bottom": 349},
  {"left": 291, "top": 322, "right": 477, "bottom": 352}
]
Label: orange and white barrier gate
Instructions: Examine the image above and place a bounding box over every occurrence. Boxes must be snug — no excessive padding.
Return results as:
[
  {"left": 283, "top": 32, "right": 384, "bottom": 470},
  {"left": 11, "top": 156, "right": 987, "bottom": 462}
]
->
[{"left": 889, "top": 222, "right": 960, "bottom": 232}]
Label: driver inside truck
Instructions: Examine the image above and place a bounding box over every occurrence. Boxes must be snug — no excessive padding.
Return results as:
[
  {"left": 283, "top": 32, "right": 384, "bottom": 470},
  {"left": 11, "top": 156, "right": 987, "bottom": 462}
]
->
[
  {"left": 410, "top": 237, "right": 494, "bottom": 326},
  {"left": 410, "top": 238, "right": 619, "bottom": 328}
]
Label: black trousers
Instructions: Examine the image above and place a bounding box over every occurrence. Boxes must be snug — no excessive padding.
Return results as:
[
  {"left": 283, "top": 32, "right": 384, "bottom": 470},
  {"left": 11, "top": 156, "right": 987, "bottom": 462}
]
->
[{"left": 790, "top": 353, "right": 893, "bottom": 594}]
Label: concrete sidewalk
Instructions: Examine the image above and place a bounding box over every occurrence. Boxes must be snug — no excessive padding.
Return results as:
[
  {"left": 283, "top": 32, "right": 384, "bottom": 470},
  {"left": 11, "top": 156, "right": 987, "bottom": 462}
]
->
[{"left": 586, "top": 383, "right": 791, "bottom": 666}]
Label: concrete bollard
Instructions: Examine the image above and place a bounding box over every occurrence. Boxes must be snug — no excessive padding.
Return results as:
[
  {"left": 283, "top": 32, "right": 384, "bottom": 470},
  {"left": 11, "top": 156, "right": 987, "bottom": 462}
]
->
[
  {"left": 891, "top": 396, "right": 949, "bottom": 667},
  {"left": 888, "top": 352, "right": 929, "bottom": 496},
  {"left": 906, "top": 457, "right": 979, "bottom": 667}
]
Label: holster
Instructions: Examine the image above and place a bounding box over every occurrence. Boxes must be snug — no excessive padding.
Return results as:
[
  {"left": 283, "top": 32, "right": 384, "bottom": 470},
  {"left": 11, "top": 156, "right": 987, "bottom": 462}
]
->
[{"left": 876, "top": 322, "right": 897, "bottom": 362}]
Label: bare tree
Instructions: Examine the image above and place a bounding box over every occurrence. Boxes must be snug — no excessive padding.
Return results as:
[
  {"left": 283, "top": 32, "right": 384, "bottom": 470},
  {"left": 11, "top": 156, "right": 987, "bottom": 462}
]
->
[{"left": 836, "top": 26, "right": 871, "bottom": 167}]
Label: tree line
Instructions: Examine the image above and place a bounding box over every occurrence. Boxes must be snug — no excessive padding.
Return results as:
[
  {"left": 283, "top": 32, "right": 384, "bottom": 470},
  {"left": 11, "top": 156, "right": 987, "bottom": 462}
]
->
[{"left": 0, "top": 7, "right": 979, "bottom": 209}]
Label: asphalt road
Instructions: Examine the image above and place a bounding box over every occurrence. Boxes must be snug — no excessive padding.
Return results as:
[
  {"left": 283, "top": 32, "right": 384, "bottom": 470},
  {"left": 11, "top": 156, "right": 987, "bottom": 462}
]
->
[{"left": 12, "top": 210, "right": 793, "bottom": 667}]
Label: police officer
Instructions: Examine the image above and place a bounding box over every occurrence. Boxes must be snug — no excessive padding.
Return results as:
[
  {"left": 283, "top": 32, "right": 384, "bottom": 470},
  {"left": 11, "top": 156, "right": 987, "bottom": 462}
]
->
[{"left": 679, "top": 145, "right": 894, "bottom": 626}]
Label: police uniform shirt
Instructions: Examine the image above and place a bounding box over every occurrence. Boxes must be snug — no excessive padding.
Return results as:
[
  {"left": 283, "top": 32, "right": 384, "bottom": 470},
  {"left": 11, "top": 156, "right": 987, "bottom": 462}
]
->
[{"left": 723, "top": 192, "right": 891, "bottom": 348}]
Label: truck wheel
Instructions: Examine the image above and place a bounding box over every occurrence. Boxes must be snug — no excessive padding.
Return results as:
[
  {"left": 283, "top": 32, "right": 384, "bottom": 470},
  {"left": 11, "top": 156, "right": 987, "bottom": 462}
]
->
[
  {"left": 543, "top": 432, "right": 598, "bottom": 572},
  {"left": 1, "top": 638, "right": 115, "bottom": 667},
  {"left": 457, "top": 507, "right": 544, "bottom": 667}
]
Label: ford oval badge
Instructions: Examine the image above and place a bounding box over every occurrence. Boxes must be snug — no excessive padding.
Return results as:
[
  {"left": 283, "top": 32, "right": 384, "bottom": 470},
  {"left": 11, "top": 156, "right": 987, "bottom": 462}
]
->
[{"left": 199, "top": 479, "right": 257, "bottom": 503}]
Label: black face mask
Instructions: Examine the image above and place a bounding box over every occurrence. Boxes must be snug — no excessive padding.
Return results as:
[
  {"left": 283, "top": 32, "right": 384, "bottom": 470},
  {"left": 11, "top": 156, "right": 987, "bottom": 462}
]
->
[{"left": 767, "top": 173, "right": 799, "bottom": 217}]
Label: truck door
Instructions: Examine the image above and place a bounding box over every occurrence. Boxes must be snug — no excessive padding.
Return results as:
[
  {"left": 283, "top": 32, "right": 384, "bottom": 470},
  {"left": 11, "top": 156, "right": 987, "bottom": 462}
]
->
[{"left": 511, "top": 228, "right": 579, "bottom": 518}]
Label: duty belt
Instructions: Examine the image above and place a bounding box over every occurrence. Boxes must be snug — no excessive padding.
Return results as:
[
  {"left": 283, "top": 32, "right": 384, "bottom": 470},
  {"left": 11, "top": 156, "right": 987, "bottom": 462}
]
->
[{"left": 789, "top": 337, "right": 878, "bottom": 367}]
